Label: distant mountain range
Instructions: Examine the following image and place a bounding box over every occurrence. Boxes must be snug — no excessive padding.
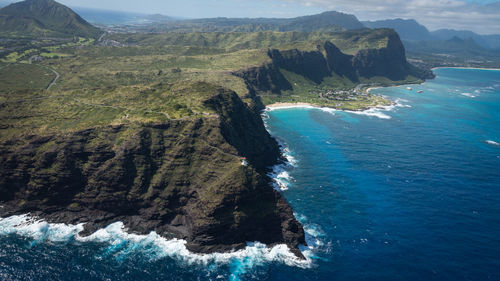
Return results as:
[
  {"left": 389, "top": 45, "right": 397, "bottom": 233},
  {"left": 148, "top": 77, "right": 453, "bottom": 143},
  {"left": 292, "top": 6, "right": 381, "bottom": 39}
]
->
[
  {"left": 0, "top": 0, "right": 101, "bottom": 37},
  {"left": 363, "top": 19, "right": 434, "bottom": 41},
  {"left": 111, "top": 11, "right": 365, "bottom": 33},
  {"left": 364, "top": 18, "right": 500, "bottom": 50},
  {"left": 2, "top": 0, "right": 496, "bottom": 49},
  {"left": 0, "top": 0, "right": 498, "bottom": 68},
  {"left": 75, "top": 7, "right": 499, "bottom": 50}
]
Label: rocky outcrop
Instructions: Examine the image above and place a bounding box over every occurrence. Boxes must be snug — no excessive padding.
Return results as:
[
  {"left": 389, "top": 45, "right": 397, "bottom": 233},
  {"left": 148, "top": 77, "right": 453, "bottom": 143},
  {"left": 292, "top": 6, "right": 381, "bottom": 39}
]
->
[
  {"left": 352, "top": 32, "right": 411, "bottom": 80},
  {"left": 235, "top": 31, "right": 433, "bottom": 94},
  {"left": 0, "top": 89, "right": 306, "bottom": 257},
  {"left": 233, "top": 63, "right": 292, "bottom": 95},
  {"left": 268, "top": 48, "right": 331, "bottom": 84}
]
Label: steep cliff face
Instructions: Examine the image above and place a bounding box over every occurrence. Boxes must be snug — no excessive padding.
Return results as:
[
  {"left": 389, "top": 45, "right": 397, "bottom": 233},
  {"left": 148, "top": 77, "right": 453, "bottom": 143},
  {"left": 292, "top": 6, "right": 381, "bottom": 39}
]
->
[
  {"left": 352, "top": 32, "right": 410, "bottom": 80},
  {"left": 268, "top": 48, "right": 331, "bottom": 84},
  {"left": 235, "top": 31, "right": 433, "bottom": 95},
  {"left": 233, "top": 63, "right": 292, "bottom": 95},
  {"left": 323, "top": 41, "right": 358, "bottom": 81},
  {"left": 0, "top": 90, "right": 305, "bottom": 257}
]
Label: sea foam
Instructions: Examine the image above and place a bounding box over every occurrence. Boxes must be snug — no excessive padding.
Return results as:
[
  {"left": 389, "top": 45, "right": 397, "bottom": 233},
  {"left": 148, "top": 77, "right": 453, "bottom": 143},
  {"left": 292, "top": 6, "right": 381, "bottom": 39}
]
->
[
  {"left": 485, "top": 140, "right": 500, "bottom": 146},
  {"left": 0, "top": 214, "right": 314, "bottom": 269},
  {"left": 461, "top": 92, "right": 476, "bottom": 98},
  {"left": 346, "top": 108, "right": 392, "bottom": 119},
  {"left": 266, "top": 104, "right": 314, "bottom": 111},
  {"left": 269, "top": 165, "right": 293, "bottom": 191},
  {"left": 268, "top": 147, "right": 297, "bottom": 191}
]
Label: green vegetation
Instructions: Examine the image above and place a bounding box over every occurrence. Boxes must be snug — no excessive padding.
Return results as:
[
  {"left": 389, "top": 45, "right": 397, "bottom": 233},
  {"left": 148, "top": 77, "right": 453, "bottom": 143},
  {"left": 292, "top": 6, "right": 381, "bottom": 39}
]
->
[
  {"left": 0, "top": 63, "right": 55, "bottom": 91},
  {"left": 108, "top": 29, "right": 392, "bottom": 54},
  {"left": 0, "top": 27, "right": 424, "bottom": 142},
  {"left": 0, "top": 81, "right": 223, "bottom": 139},
  {"left": 0, "top": 0, "right": 101, "bottom": 38},
  {"left": 0, "top": 4, "right": 431, "bottom": 254},
  {"left": 0, "top": 37, "right": 94, "bottom": 63},
  {"left": 117, "top": 11, "right": 363, "bottom": 34},
  {"left": 259, "top": 69, "right": 419, "bottom": 110}
]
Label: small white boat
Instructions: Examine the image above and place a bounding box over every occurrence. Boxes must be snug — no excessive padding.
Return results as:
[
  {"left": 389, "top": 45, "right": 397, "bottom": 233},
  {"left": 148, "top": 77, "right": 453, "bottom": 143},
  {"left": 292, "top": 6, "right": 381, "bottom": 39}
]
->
[
  {"left": 406, "top": 87, "right": 412, "bottom": 90},
  {"left": 417, "top": 90, "right": 423, "bottom": 93}
]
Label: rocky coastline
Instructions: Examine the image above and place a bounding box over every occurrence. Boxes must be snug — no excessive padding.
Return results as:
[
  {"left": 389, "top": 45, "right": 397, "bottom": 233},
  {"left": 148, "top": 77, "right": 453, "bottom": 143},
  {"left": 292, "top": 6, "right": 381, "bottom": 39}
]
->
[{"left": 0, "top": 89, "right": 307, "bottom": 258}]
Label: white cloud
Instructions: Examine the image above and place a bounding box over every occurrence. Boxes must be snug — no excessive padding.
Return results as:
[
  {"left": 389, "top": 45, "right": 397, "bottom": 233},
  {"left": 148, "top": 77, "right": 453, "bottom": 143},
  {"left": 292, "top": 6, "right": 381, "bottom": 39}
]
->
[{"left": 282, "top": 0, "right": 500, "bottom": 34}]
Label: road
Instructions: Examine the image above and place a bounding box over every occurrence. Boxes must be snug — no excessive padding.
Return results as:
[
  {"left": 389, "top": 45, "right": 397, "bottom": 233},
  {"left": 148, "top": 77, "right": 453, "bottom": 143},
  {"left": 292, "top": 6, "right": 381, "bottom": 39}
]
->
[
  {"left": 98, "top": 32, "right": 107, "bottom": 42},
  {"left": 45, "top": 67, "right": 60, "bottom": 90}
]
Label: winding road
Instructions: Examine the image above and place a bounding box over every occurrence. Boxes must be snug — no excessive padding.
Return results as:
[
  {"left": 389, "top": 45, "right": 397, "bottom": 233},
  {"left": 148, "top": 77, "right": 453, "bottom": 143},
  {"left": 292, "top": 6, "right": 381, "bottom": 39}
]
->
[{"left": 45, "top": 66, "right": 60, "bottom": 90}]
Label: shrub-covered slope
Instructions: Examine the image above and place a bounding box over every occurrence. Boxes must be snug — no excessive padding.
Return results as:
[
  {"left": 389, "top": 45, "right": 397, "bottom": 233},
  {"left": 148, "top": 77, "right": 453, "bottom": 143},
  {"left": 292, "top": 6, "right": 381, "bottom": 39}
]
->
[
  {"left": 0, "top": 0, "right": 101, "bottom": 38},
  {"left": 0, "top": 86, "right": 306, "bottom": 256}
]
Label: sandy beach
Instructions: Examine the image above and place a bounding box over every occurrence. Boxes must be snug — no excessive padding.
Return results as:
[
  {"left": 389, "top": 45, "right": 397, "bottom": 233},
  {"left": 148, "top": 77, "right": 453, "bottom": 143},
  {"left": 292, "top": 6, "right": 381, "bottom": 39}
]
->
[
  {"left": 265, "top": 102, "right": 314, "bottom": 110},
  {"left": 365, "top": 87, "right": 381, "bottom": 93}
]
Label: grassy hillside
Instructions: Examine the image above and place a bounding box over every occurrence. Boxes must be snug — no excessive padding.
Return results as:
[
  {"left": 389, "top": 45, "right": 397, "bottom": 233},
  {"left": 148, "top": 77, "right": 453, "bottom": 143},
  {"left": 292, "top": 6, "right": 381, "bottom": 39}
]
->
[
  {"left": 0, "top": 0, "right": 101, "bottom": 38},
  {"left": 0, "top": 63, "right": 55, "bottom": 91},
  {"left": 0, "top": 80, "right": 224, "bottom": 139},
  {"left": 108, "top": 29, "right": 391, "bottom": 54},
  {"left": 0, "top": 28, "right": 425, "bottom": 141}
]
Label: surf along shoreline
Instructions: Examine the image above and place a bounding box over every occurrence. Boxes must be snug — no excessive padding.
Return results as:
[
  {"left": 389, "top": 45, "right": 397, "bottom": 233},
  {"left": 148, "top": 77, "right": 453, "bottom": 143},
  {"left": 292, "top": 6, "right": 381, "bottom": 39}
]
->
[
  {"left": 432, "top": 67, "right": 500, "bottom": 71},
  {"left": 266, "top": 66, "right": 500, "bottom": 112},
  {"left": 265, "top": 86, "right": 394, "bottom": 113}
]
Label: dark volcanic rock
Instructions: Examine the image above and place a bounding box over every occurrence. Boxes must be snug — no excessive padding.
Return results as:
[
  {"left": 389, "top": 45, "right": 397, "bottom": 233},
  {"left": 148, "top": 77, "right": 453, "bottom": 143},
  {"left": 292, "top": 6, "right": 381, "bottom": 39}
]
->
[
  {"left": 352, "top": 32, "right": 409, "bottom": 80},
  {"left": 233, "top": 63, "right": 292, "bottom": 95},
  {"left": 0, "top": 90, "right": 306, "bottom": 257},
  {"left": 268, "top": 48, "right": 331, "bottom": 84},
  {"left": 235, "top": 31, "right": 433, "bottom": 94}
]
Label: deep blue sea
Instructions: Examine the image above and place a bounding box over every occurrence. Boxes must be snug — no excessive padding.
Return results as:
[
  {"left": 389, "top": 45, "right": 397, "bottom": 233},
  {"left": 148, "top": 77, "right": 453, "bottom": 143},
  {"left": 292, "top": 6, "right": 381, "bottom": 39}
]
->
[{"left": 1, "top": 68, "right": 500, "bottom": 280}]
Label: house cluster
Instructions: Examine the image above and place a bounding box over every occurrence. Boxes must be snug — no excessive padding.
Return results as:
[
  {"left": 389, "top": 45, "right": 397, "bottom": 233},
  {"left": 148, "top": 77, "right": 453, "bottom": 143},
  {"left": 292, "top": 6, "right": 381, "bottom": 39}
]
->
[{"left": 316, "top": 88, "right": 368, "bottom": 101}]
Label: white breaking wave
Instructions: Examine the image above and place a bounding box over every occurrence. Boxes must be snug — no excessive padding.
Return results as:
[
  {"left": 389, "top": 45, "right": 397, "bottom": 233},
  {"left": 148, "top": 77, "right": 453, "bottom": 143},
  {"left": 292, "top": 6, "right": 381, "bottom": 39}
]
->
[
  {"left": 0, "top": 214, "right": 314, "bottom": 269},
  {"left": 485, "top": 140, "right": 500, "bottom": 146},
  {"left": 319, "top": 107, "right": 337, "bottom": 115},
  {"left": 461, "top": 92, "right": 476, "bottom": 98},
  {"left": 261, "top": 110, "right": 296, "bottom": 191},
  {"left": 269, "top": 165, "right": 294, "bottom": 191},
  {"left": 265, "top": 105, "right": 314, "bottom": 111},
  {"left": 344, "top": 97, "right": 414, "bottom": 120},
  {"left": 267, "top": 138, "right": 298, "bottom": 191},
  {"left": 283, "top": 149, "right": 298, "bottom": 167},
  {"left": 294, "top": 213, "right": 329, "bottom": 253},
  {"left": 394, "top": 98, "right": 412, "bottom": 108},
  {"left": 346, "top": 108, "right": 392, "bottom": 119}
]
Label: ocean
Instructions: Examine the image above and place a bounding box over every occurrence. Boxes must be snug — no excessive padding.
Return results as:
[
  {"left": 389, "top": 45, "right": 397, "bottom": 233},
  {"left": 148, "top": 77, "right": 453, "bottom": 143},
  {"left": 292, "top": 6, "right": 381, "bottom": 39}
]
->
[{"left": 1, "top": 68, "right": 500, "bottom": 280}]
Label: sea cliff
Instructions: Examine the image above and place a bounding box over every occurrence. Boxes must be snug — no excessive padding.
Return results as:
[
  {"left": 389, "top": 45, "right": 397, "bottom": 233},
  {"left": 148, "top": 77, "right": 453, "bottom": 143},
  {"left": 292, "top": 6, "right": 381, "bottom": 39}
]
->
[
  {"left": 0, "top": 88, "right": 306, "bottom": 257},
  {"left": 234, "top": 30, "right": 435, "bottom": 104},
  {"left": 0, "top": 28, "right": 433, "bottom": 259}
]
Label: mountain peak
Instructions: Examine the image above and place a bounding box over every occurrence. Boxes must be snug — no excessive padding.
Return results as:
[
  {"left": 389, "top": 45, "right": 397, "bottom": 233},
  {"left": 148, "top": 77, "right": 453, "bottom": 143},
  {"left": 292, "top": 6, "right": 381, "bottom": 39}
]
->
[{"left": 0, "top": 0, "right": 101, "bottom": 37}]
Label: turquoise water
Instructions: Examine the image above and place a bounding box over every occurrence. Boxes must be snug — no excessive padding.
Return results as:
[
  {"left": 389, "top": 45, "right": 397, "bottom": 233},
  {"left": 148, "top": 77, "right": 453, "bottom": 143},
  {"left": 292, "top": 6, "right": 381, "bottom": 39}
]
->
[{"left": 1, "top": 68, "right": 500, "bottom": 280}]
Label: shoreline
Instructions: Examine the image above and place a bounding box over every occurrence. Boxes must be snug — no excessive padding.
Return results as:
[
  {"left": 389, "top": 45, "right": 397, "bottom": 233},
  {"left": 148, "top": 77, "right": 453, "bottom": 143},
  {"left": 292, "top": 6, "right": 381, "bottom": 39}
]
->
[
  {"left": 265, "top": 102, "right": 315, "bottom": 110},
  {"left": 365, "top": 87, "right": 381, "bottom": 93},
  {"left": 0, "top": 214, "right": 312, "bottom": 268},
  {"left": 265, "top": 101, "right": 395, "bottom": 113},
  {"left": 432, "top": 66, "right": 500, "bottom": 71}
]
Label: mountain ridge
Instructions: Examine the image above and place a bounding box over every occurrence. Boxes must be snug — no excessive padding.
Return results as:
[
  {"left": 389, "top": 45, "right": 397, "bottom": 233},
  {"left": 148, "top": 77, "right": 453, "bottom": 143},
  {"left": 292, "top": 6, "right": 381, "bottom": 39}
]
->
[
  {"left": 363, "top": 18, "right": 500, "bottom": 50},
  {"left": 363, "top": 18, "right": 434, "bottom": 41},
  {"left": 0, "top": 0, "right": 101, "bottom": 37}
]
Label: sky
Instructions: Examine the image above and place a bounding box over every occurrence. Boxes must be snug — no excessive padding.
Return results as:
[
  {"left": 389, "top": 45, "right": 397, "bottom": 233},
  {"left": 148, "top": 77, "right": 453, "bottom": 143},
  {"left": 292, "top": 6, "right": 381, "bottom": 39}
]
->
[{"left": 6, "top": 0, "right": 500, "bottom": 34}]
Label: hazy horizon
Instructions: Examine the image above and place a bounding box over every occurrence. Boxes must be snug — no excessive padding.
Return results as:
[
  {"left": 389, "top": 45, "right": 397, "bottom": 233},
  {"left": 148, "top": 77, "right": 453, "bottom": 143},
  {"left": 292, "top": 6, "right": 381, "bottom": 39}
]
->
[{"left": 1, "top": 0, "right": 500, "bottom": 34}]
